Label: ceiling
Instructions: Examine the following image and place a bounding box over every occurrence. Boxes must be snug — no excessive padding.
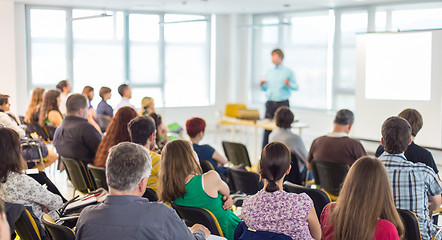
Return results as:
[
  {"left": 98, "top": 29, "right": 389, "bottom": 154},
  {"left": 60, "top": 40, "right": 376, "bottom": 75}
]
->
[{"left": 15, "top": 0, "right": 435, "bottom": 14}]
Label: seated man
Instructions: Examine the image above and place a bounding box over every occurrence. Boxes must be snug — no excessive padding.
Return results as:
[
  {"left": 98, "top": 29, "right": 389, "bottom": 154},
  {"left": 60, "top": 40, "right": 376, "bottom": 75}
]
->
[
  {"left": 307, "top": 109, "right": 366, "bottom": 168},
  {"left": 379, "top": 116, "right": 442, "bottom": 240},
  {"left": 376, "top": 108, "right": 439, "bottom": 175},
  {"left": 75, "top": 142, "right": 209, "bottom": 240},
  {"left": 0, "top": 94, "right": 26, "bottom": 138},
  {"left": 186, "top": 117, "right": 228, "bottom": 175},
  {"left": 54, "top": 94, "right": 102, "bottom": 164},
  {"left": 269, "top": 106, "right": 309, "bottom": 180},
  {"left": 128, "top": 116, "right": 161, "bottom": 193},
  {"left": 115, "top": 84, "right": 134, "bottom": 114}
]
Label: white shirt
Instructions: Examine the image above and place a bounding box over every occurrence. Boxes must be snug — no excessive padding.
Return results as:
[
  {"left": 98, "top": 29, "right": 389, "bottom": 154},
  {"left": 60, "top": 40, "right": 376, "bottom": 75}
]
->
[
  {"left": 59, "top": 93, "right": 68, "bottom": 115},
  {"left": 114, "top": 97, "right": 135, "bottom": 115},
  {"left": 0, "top": 111, "right": 25, "bottom": 138}
]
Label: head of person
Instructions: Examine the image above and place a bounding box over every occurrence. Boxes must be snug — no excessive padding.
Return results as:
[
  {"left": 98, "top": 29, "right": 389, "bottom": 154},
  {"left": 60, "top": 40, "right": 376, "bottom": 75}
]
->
[
  {"left": 118, "top": 84, "right": 131, "bottom": 99},
  {"left": 141, "top": 97, "right": 155, "bottom": 113},
  {"left": 381, "top": 116, "right": 411, "bottom": 154},
  {"left": 0, "top": 127, "right": 24, "bottom": 183},
  {"left": 398, "top": 108, "right": 423, "bottom": 137},
  {"left": 271, "top": 49, "right": 284, "bottom": 66},
  {"left": 82, "top": 86, "right": 94, "bottom": 102},
  {"left": 66, "top": 94, "right": 89, "bottom": 119},
  {"left": 94, "top": 107, "right": 138, "bottom": 165},
  {"left": 186, "top": 117, "right": 206, "bottom": 139},
  {"left": 330, "top": 156, "right": 404, "bottom": 239},
  {"left": 148, "top": 112, "right": 167, "bottom": 142},
  {"left": 0, "top": 200, "right": 10, "bottom": 240},
  {"left": 106, "top": 142, "right": 152, "bottom": 196},
  {"left": 25, "top": 88, "right": 45, "bottom": 123},
  {"left": 99, "top": 87, "right": 112, "bottom": 101},
  {"left": 158, "top": 139, "right": 203, "bottom": 203},
  {"left": 275, "top": 106, "right": 294, "bottom": 129},
  {"left": 334, "top": 109, "right": 354, "bottom": 133},
  {"left": 39, "top": 90, "right": 61, "bottom": 126},
  {"left": 260, "top": 142, "right": 291, "bottom": 192},
  {"left": 128, "top": 116, "right": 156, "bottom": 149},
  {"left": 56, "top": 80, "right": 71, "bottom": 94},
  {"left": 0, "top": 95, "right": 10, "bottom": 112}
]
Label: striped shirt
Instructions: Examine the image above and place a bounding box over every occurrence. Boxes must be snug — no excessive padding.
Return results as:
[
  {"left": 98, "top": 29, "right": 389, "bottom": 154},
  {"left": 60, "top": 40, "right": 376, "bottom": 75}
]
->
[{"left": 379, "top": 152, "right": 442, "bottom": 240}]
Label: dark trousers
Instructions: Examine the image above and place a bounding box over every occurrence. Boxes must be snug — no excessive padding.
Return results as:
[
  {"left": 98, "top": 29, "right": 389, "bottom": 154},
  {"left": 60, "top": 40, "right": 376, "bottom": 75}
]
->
[{"left": 262, "top": 100, "right": 290, "bottom": 149}]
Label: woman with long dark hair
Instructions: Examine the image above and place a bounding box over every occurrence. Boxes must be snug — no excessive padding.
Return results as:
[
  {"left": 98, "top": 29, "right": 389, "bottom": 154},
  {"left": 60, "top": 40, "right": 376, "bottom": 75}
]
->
[{"left": 39, "top": 89, "right": 62, "bottom": 127}]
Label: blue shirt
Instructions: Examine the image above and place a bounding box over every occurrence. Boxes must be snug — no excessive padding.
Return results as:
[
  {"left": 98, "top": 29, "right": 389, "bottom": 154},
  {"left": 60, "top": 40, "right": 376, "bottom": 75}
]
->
[
  {"left": 379, "top": 152, "right": 442, "bottom": 239},
  {"left": 261, "top": 64, "right": 298, "bottom": 101},
  {"left": 193, "top": 143, "right": 226, "bottom": 174},
  {"left": 97, "top": 100, "right": 113, "bottom": 118}
]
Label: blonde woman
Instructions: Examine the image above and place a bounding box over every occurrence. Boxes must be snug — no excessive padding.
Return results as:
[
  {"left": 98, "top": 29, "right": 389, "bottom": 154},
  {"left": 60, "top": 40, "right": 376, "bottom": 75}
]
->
[
  {"left": 25, "top": 88, "right": 45, "bottom": 123},
  {"left": 320, "top": 156, "right": 404, "bottom": 240},
  {"left": 140, "top": 97, "right": 155, "bottom": 116}
]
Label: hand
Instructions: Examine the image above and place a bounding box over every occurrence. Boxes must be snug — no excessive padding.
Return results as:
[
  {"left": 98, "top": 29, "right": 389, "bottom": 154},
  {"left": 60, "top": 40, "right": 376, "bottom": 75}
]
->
[
  {"left": 222, "top": 195, "right": 233, "bottom": 210},
  {"left": 189, "top": 224, "right": 210, "bottom": 237},
  {"left": 284, "top": 79, "right": 290, "bottom": 86},
  {"left": 260, "top": 80, "right": 266, "bottom": 87},
  {"left": 40, "top": 205, "right": 49, "bottom": 213}
]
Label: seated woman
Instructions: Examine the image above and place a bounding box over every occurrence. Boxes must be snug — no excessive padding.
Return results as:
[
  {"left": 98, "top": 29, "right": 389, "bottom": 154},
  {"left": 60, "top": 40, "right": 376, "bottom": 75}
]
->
[
  {"left": 0, "top": 94, "right": 26, "bottom": 139},
  {"left": 158, "top": 140, "right": 240, "bottom": 240},
  {"left": 94, "top": 107, "right": 138, "bottom": 168},
  {"left": 96, "top": 86, "right": 113, "bottom": 118},
  {"left": 82, "top": 86, "right": 102, "bottom": 134},
  {"left": 241, "top": 142, "right": 321, "bottom": 240},
  {"left": 39, "top": 89, "right": 63, "bottom": 128},
  {"left": 186, "top": 117, "right": 228, "bottom": 176},
  {"left": 147, "top": 112, "right": 169, "bottom": 153},
  {"left": 0, "top": 127, "right": 63, "bottom": 221},
  {"left": 320, "top": 156, "right": 404, "bottom": 240},
  {"left": 140, "top": 97, "right": 155, "bottom": 116},
  {"left": 25, "top": 87, "right": 45, "bottom": 124}
]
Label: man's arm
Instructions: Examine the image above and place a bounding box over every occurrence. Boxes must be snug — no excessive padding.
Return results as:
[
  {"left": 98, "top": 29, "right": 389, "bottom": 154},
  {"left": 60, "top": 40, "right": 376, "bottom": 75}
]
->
[
  {"left": 428, "top": 194, "right": 441, "bottom": 214},
  {"left": 286, "top": 71, "right": 299, "bottom": 91}
]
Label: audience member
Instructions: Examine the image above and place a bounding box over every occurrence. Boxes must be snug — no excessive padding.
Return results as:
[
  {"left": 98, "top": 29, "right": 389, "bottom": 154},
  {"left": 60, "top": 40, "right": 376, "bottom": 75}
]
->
[
  {"left": 307, "top": 109, "right": 366, "bottom": 168},
  {"left": 96, "top": 87, "right": 113, "bottom": 118},
  {"left": 140, "top": 97, "right": 155, "bottom": 116},
  {"left": 53, "top": 94, "right": 102, "bottom": 164},
  {"left": 0, "top": 94, "right": 25, "bottom": 139},
  {"left": 186, "top": 117, "right": 228, "bottom": 175},
  {"left": 115, "top": 84, "right": 134, "bottom": 113},
  {"left": 242, "top": 142, "right": 321, "bottom": 240},
  {"left": 128, "top": 116, "right": 161, "bottom": 192},
  {"left": 321, "top": 156, "right": 404, "bottom": 240},
  {"left": 0, "top": 128, "right": 63, "bottom": 221},
  {"left": 76, "top": 142, "right": 209, "bottom": 240},
  {"left": 148, "top": 112, "right": 168, "bottom": 153},
  {"left": 376, "top": 108, "right": 439, "bottom": 174},
  {"left": 24, "top": 87, "right": 45, "bottom": 123},
  {"left": 269, "top": 106, "right": 309, "bottom": 180},
  {"left": 38, "top": 90, "right": 63, "bottom": 127},
  {"left": 55, "top": 80, "right": 71, "bottom": 115},
  {"left": 94, "top": 107, "right": 138, "bottom": 168},
  {"left": 159, "top": 140, "right": 240, "bottom": 240},
  {"left": 0, "top": 200, "right": 9, "bottom": 240},
  {"left": 379, "top": 116, "right": 442, "bottom": 240},
  {"left": 82, "top": 86, "right": 102, "bottom": 134}
]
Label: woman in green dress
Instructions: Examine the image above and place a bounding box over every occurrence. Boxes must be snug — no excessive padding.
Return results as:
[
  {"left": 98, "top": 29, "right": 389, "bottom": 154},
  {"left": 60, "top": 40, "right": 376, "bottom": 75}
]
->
[{"left": 158, "top": 139, "right": 240, "bottom": 240}]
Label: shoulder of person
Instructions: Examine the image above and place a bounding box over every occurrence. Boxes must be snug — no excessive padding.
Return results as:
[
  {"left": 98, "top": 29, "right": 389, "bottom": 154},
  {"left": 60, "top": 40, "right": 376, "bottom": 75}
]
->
[{"left": 203, "top": 170, "right": 221, "bottom": 182}]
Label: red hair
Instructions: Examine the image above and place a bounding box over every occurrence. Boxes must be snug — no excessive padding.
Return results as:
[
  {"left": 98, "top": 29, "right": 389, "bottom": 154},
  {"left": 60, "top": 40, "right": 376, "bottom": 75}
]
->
[
  {"left": 93, "top": 107, "right": 139, "bottom": 167},
  {"left": 186, "top": 117, "right": 206, "bottom": 138}
]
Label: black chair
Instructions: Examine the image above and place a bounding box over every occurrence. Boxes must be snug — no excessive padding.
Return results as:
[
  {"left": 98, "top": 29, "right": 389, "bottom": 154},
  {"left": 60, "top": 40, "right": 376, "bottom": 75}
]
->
[
  {"left": 171, "top": 202, "right": 224, "bottom": 237},
  {"left": 41, "top": 214, "right": 75, "bottom": 240},
  {"left": 234, "top": 221, "right": 292, "bottom": 240},
  {"left": 142, "top": 188, "right": 159, "bottom": 202},
  {"left": 222, "top": 141, "right": 252, "bottom": 167},
  {"left": 14, "top": 208, "right": 45, "bottom": 240},
  {"left": 61, "top": 158, "right": 96, "bottom": 195},
  {"left": 397, "top": 209, "right": 422, "bottom": 240},
  {"left": 310, "top": 160, "right": 349, "bottom": 199},
  {"left": 200, "top": 160, "right": 215, "bottom": 173},
  {"left": 227, "top": 168, "right": 263, "bottom": 195},
  {"left": 284, "top": 153, "right": 303, "bottom": 185},
  {"left": 87, "top": 164, "right": 108, "bottom": 190},
  {"left": 283, "top": 182, "right": 330, "bottom": 221}
]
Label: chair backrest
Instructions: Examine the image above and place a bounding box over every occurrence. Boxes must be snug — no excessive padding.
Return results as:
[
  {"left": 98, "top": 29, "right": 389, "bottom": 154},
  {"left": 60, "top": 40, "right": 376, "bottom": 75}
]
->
[
  {"left": 141, "top": 188, "right": 159, "bottom": 202},
  {"left": 171, "top": 203, "right": 224, "bottom": 237},
  {"left": 234, "top": 221, "right": 292, "bottom": 240},
  {"left": 222, "top": 141, "right": 252, "bottom": 167},
  {"left": 14, "top": 208, "right": 42, "bottom": 240},
  {"left": 200, "top": 160, "right": 215, "bottom": 173},
  {"left": 311, "top": 160, "right": 349, "bottom": 196},
  {"left": 41, "top": 214, "right": 75, "bottom": 240},
  {"left": 227, "top": 168, "right": 263, "bottom": 195},
  {"left": 397, "top": 209, "right": 422, "bottom": 240},
  {"left": 97, "top": 114, "right": 111, "bottom": 132},
  {"left": 283, "top": 182, "right": 330, "bottom": 221},
  {"left": 87, "top": 164, "right": 108, "bottom": 190},
  {"left": 284, "top": 153, "right": 302, "bottom": 185},
  {"left": 61, "top": 157, "right": 96, "bottom": 194}
]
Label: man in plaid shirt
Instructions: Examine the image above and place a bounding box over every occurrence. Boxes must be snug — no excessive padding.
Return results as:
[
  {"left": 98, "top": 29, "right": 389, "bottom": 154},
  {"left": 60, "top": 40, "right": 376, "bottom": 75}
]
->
[{"left": 379, "top": 116, "right": 442, "bottom": 239}]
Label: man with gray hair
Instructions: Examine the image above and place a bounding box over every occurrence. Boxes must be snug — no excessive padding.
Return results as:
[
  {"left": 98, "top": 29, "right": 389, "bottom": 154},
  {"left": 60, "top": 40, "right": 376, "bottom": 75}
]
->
[
  {"left": 306, "top": 109, "right": 366, "bottom": 168},
  {"left": 75, "top": 142, "right": 209, "bottom": 239}
]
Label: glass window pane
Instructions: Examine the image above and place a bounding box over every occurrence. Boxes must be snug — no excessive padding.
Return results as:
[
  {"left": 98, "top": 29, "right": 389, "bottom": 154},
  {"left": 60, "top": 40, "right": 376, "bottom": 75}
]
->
[
  {"left": 129, "top": 14, "right": 159, "bottom": 42},
  {"left": 31, "top": 42, "right": 67, "bottom": 85},
  {"left": 341, "top": 12, "right": 368, "bottom": 45},
  {"left": 290, "top": 14, "right": 329, "bottom": 45},
  {"left": 392, "top": 8, "right": 442, "bottom": 31},
  {"left": 375, "top": 11, "right": 387, "bottom": 32},
  {"left": 30, "top": 9, "right": 66, "bottom": 38},
  {"left": 72, "top": 10, "right": 122, "bottom": 40},
  {"left": 337, "top": 47, "right": 357, "bottom": 89},
  {"left": 164, "top": 15, "right": 207, "bottom": 43},
  {"left": 261, "top": 18, "right": 279, "bottom": 44},
  {"left": 335, "top": 93, "right": 355, "bottom": 111},
  {"left": 130, "top": 44, "right": 160, "bottom": 84},
  {"left": 164, "top": 14, "right": 205, "bottom": 22},
  {"left": 131, "top": 88, "right": 163, "bottom": 109}
]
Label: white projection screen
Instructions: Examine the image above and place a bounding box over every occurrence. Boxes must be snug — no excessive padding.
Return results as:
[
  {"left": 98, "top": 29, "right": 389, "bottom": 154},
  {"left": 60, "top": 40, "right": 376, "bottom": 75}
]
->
[{"left": 354, "top": 30, "right": 442, "bottom": 148}]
